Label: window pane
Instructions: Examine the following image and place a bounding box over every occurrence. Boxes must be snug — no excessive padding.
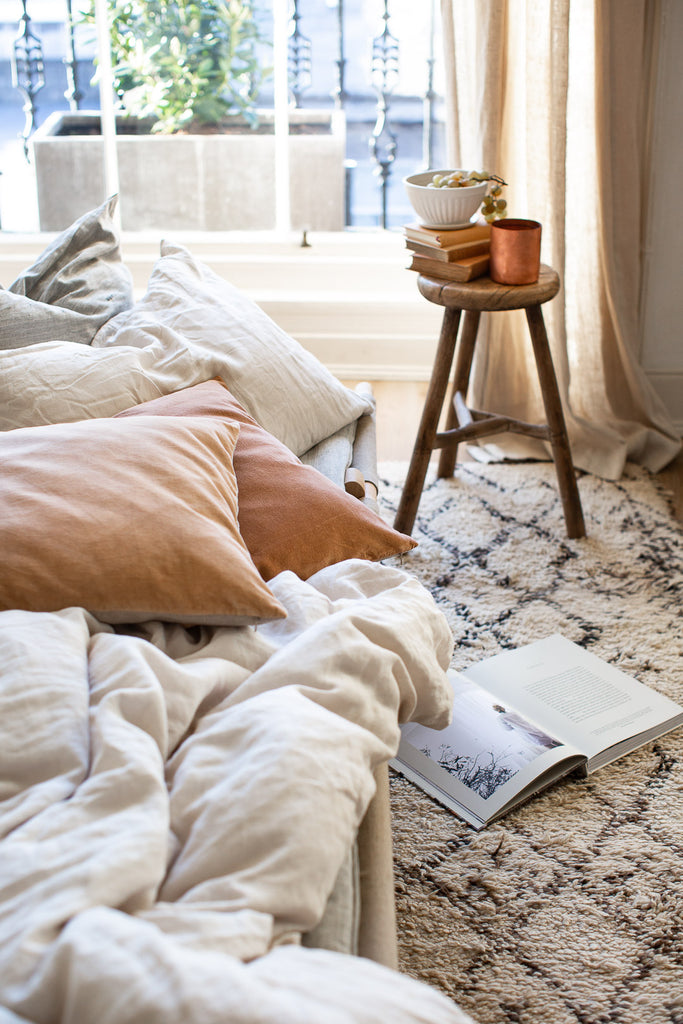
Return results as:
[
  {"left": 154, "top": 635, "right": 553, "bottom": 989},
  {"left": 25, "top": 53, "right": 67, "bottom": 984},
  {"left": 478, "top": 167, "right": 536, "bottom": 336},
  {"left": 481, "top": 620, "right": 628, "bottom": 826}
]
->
[{"left": 0, "top": 0, "right": 447, "bottom": 233}]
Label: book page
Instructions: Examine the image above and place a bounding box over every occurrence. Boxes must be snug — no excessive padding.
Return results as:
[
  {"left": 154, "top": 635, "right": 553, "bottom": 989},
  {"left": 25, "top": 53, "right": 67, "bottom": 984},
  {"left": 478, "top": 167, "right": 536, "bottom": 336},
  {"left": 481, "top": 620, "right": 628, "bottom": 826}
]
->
[
  {"left": 463, "top": 635, "right": 683, "bottom": 764},
  {"left": 395, "top": 671, "right": 583, "bottom": 828}
]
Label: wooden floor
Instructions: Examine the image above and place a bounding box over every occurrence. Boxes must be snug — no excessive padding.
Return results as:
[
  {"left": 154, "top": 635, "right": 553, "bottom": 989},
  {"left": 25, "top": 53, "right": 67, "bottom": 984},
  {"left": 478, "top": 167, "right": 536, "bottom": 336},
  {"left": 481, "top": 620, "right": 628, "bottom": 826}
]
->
[{"left": 350, "top": 380, "right": 683, "bottom": 525}]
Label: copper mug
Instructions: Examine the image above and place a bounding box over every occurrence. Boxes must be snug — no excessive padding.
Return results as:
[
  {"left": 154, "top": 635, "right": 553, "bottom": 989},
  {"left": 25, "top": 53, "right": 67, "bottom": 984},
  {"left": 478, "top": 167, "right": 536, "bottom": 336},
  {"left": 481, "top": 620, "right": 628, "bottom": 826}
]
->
[{"left": 490, "top": 219, "right": 542, "bottom": 285}]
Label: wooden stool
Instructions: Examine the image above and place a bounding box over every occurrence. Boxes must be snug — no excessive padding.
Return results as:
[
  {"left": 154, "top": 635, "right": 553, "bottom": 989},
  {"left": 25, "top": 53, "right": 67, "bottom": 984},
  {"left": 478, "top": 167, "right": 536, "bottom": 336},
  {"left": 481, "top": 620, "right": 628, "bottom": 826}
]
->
[{"left": 394, "top": 265, "right": 586, "bottom": 539}]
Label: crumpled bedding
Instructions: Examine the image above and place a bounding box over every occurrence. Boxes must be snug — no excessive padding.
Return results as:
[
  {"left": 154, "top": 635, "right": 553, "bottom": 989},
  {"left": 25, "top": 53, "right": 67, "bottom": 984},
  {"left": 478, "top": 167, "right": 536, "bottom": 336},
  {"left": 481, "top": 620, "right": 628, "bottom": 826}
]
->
[{"left": 0, "top": 559, "right": 474, "bottom": 1024}]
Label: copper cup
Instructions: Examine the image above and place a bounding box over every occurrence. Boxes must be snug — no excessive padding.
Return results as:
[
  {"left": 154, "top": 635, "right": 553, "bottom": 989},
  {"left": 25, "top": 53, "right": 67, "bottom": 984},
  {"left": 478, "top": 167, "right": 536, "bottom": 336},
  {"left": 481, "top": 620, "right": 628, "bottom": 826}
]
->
[{"left": 490, "top": 219, "right": 542, "bottom": 285}]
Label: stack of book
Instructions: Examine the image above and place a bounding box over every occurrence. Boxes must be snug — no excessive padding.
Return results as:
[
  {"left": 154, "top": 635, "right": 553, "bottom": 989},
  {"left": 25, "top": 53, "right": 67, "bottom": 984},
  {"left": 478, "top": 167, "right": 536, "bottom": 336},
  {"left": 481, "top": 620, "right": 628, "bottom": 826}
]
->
[{"left": 404, "top": 221, "right": 491, "bottom": 282}]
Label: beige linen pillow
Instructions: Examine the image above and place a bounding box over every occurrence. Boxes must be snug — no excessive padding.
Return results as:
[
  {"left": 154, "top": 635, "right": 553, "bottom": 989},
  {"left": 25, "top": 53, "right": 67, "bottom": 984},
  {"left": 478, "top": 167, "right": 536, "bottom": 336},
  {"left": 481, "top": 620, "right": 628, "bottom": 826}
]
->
[
  {"left": 117, "top": 380, "right": 417, "bottom": 581},
  {"left": 93, "top": 240, "right": 371, "bottom": 456},
  {"left": 0, "top": 414, "right": 286, "bottom": 625},
  {"left": 0, "top": 338, "right": 201, "bottom": 430},
  {"left": 1, "top": 195, "right": 134, "bottom": 349}
]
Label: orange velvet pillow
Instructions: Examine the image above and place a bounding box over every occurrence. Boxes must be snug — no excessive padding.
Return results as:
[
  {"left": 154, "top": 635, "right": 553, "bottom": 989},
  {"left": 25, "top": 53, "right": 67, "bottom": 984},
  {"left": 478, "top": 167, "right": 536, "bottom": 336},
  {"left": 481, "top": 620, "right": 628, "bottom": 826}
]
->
[
  {"left": 0, "top": 414, "right": 286, "bottom": 625},
  {"left": 117, "top": 380, "right": 416, "bottom": 581}
]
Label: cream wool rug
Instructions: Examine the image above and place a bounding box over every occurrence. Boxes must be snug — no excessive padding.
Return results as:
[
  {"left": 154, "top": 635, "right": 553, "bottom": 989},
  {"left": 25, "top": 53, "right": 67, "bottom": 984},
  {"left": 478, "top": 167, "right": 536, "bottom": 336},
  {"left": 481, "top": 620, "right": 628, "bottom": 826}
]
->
[{"left": 378, "top": 461, "right": 683, "bottom": 1024}]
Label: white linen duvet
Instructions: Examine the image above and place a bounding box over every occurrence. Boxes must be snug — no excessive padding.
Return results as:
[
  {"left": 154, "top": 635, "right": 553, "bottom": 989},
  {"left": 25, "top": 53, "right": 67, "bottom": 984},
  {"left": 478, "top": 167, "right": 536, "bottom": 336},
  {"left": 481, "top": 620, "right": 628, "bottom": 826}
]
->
[{"left": 0, "top": 559, "right": 474, "bottom": 1024}]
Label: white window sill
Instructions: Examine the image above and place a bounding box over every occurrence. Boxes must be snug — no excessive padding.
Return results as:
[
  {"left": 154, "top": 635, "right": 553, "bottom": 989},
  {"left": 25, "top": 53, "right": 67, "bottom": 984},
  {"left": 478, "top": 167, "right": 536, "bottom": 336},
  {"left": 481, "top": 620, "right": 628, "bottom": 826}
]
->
[{"left": 0, "top": 228, "right": 442, "bottom": 380}]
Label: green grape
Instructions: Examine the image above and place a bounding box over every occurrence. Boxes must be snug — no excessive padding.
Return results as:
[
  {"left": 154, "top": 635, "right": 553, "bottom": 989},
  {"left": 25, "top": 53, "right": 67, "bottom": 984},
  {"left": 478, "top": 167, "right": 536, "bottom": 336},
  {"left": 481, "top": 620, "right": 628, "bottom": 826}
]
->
[{"left": 424, "top": 169, "right": 509, "bottom": 214}]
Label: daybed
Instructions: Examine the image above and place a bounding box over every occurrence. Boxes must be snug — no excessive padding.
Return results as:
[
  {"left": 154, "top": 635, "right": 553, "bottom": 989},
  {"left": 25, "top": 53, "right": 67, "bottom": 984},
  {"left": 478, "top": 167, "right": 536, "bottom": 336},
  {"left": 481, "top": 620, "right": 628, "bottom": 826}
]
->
[{"left": 0, "top": 197, "right": 474, "bottom": 1024}]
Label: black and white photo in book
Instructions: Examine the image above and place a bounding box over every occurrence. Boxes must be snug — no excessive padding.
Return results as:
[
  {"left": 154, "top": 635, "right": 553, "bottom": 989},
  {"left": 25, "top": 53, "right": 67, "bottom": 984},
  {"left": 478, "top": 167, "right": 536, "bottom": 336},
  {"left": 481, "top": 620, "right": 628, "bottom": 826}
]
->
[
  {"left": 405, "top": 673, "right": 563, "bottom": 800},
  {"left": 391, "top": 635, "right": 683, "bottom": 830}
]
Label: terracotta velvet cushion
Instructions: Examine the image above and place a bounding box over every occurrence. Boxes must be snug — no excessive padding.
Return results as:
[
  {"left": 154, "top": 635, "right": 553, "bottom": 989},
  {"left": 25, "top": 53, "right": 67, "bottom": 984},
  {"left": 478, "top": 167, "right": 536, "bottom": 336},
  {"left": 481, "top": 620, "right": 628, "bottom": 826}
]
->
[
  {"left": 0, "top": 414, "right": 286, "bottom": 625},
  {"left": 117, "top": 380, "right": 417, "bottom": 581}
]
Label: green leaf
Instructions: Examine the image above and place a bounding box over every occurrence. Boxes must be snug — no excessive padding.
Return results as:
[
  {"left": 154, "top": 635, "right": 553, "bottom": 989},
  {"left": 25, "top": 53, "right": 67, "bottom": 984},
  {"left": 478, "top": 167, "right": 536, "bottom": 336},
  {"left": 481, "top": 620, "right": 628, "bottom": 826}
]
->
[{"left": 81, "top": 0, "right": 270, "bottom": 131}]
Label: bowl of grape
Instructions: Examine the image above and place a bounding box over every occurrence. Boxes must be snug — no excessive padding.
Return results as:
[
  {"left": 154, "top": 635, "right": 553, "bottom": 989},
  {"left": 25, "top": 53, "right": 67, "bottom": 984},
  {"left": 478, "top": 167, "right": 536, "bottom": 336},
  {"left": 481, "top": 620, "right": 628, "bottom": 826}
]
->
[{"left": 403, "top": 169, "right": 508, "bottom": 229}]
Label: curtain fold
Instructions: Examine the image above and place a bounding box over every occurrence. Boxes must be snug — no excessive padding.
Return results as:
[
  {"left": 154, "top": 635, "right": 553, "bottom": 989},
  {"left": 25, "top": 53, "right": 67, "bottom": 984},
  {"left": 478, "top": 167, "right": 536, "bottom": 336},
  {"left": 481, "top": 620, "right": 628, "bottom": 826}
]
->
[{"left": 440, "top": 0, "right": 680, "bottom": 479}]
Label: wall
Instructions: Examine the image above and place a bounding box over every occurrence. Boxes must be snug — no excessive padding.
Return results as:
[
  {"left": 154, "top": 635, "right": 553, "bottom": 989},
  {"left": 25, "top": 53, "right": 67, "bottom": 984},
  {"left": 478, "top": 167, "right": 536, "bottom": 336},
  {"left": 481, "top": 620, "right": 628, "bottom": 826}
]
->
[{"left": 640, "top": 0, "right": 683, "bottom": 433}]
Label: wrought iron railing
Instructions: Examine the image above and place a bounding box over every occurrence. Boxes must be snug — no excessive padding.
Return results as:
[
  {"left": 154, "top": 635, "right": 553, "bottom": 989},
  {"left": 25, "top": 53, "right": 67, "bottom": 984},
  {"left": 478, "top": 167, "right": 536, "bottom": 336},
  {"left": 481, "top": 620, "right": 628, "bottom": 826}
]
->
[
  {"left": 5, "top": 0, "right": 446, "bottom": 229},
  {"left": 63, "top": 0, "right": 84, "bottom": 112},
  {"left": 369, "top": 0, "right": 399, "bottom": 229},
  {"left": 10, "top": 0, "right": 44, "bottom": 158}
]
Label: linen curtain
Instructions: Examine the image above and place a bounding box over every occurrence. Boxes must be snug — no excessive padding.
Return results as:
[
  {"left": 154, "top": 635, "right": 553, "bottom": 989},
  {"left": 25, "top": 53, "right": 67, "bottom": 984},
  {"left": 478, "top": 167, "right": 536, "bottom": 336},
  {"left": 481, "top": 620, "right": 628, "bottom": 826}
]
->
[{"left": 440, "top": 0, "right": 681, "bottom": 479}]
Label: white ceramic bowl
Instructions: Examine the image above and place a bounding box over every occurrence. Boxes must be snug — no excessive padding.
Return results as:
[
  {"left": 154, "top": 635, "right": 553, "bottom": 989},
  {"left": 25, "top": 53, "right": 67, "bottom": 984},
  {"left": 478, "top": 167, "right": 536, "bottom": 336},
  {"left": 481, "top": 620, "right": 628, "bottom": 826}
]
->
[{"left": 403, "top": 169, "right": 488, "bottom": 229}]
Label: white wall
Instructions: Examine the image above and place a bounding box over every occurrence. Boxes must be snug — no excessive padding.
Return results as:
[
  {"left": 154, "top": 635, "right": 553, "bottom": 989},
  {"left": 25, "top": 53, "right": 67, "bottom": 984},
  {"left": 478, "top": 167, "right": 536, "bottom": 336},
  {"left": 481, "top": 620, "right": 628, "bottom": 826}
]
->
[{"left": 640, "top": 0, "right": 683, "bottom": 433}]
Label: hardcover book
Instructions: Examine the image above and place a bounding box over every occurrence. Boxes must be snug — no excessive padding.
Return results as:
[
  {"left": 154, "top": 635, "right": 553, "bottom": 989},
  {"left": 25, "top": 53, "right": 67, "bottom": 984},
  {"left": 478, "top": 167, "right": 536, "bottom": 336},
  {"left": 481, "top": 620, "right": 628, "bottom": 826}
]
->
[
  {"left": 391, "top": 635, "right": 683, "bottom": 830},
  {"left": 405, "top": 237, "right": 491, "bottom": 262},
  {"left": 404, "top": 221, "right": 491, "bottom": 247},
  {"left": 407, "top": 252, "right": 490, "bottom": 282}
]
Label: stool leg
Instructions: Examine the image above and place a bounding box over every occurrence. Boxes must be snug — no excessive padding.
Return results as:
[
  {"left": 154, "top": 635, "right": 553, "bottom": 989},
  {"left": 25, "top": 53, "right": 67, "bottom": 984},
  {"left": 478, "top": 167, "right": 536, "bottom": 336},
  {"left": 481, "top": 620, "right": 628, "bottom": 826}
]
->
[
  {"left": 525, "top": 304, "right": 586, "bottom": 539},
  {"left": 438, "top": 309, "right": 481, "bottom": 479},
  {"left": 394, "top": 307, "right": 461, "bottom": 536}
]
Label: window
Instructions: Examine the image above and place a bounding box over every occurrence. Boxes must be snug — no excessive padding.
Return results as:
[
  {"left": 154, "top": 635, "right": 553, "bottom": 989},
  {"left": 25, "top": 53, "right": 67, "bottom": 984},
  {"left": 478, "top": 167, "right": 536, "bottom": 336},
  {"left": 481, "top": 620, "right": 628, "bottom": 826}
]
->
[
  {"left": 0, "top": 0, "right": 446, "bottom": 233},
  {"left": 0, "top": 1, "right": 447, "bottom": 384}
]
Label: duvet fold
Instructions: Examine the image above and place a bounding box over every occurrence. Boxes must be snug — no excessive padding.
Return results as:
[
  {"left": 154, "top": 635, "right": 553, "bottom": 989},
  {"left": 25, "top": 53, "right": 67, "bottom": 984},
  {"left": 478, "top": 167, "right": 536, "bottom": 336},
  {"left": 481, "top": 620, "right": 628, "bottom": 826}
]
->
[{"left": 0, "top": 559, "right": 472, "bottom": 1024}]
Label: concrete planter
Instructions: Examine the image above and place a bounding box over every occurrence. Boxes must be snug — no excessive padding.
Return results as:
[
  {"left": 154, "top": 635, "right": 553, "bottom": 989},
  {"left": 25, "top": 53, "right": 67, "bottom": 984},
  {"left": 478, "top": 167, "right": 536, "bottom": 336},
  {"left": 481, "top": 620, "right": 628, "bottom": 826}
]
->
[{"left": 32, "top": 109, "right": 346, "bottom": 232}]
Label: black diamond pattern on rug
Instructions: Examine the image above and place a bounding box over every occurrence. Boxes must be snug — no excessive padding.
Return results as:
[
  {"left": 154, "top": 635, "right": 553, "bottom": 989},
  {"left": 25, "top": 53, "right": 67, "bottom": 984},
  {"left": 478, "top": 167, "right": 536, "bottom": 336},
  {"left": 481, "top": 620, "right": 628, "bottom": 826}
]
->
[{"left": 379, "top": 461, "right": 683, "bottom": 1024}]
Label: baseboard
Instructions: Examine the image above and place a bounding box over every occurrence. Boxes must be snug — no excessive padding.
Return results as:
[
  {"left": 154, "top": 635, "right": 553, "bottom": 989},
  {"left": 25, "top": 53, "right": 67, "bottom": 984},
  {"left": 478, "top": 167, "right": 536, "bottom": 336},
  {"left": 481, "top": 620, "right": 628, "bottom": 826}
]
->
[{"left": 330, "top": 364, "right": 432, "bottom": 382}]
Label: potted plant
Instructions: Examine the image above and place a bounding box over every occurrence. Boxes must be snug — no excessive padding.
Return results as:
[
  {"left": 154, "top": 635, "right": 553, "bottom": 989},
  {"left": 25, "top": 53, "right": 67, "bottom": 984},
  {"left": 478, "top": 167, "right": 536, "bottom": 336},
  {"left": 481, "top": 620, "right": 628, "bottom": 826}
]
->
[
  {"left": 85, "top": 0, "right": 269, "bottom": 133},
  {"left": 32, "top": 0, "right": 346, "bottom": 232}
]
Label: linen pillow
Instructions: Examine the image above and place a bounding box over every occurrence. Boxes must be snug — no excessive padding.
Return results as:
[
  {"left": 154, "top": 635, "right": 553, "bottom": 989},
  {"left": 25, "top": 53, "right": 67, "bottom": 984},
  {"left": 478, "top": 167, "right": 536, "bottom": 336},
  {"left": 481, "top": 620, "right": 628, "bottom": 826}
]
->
[
  {"left": 1, "top": 195, "right": 133, "bottom": 350},
  {"left": 93, "top": 240, "right": 371, "bottom": 455},
  {"left": 117, "top": 380, "right": 417, "bottom": 581},
  {"left": 0, "top": 338, "right": 199, "bottom": 430},
  {"left": 0, "top": 414, "right": 286, "bottom": 626}
]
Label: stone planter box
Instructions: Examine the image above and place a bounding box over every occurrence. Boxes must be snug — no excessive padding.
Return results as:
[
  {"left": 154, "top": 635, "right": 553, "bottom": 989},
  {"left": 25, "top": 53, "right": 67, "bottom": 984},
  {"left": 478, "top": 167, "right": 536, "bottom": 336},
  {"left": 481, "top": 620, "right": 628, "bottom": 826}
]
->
[{"left": 32, "top": 109, "right": 346, "bottom": 232}]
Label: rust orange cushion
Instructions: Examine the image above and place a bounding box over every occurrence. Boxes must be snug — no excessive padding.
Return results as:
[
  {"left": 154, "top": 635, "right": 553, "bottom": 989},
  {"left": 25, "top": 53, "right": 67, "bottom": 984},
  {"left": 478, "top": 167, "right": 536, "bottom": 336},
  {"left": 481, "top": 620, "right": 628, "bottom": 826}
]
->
[
  {"left": 117, "top": 380, "right": 417, "bottom": 581},
  {"left": 0, "top": 414, "right": 286, "bottom": 625}
]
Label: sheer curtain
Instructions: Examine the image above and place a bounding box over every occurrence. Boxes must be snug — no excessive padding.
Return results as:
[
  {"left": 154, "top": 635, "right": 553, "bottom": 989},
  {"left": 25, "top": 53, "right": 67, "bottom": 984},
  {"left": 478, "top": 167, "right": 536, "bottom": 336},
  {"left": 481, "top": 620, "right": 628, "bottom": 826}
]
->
[{"left": 440, "top": 0, "right": 681, "bottom": 479}]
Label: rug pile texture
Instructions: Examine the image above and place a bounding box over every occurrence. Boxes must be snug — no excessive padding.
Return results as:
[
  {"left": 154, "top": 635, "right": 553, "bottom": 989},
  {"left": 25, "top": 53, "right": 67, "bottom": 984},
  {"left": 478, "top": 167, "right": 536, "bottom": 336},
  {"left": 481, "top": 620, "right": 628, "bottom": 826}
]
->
[{"left": 379, "top": 461, "right": 683, "bottom": 1024}]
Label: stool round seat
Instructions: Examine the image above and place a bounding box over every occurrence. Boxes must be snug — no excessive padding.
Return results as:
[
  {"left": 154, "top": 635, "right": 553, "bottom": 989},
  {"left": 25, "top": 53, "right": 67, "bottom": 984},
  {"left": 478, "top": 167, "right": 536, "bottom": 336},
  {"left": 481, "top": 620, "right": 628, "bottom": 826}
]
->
[{"left": 417, "top": 264, "right": 560, "bottom": 312}]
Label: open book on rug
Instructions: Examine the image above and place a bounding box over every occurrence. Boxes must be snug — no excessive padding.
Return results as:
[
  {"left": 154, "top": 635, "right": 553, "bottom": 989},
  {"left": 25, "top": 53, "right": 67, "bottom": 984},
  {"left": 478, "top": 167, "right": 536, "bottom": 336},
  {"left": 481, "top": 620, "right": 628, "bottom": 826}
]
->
[{"left": 391, "top": 634, "right": 683, "bottom": 830}]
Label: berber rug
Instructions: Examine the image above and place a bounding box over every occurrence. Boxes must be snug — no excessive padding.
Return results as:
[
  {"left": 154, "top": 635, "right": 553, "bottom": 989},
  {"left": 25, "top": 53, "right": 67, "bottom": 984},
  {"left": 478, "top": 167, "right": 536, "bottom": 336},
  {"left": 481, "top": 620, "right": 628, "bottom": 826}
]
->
[{"left": 378, "top": 460, "right": 683, "bottom": 1024}]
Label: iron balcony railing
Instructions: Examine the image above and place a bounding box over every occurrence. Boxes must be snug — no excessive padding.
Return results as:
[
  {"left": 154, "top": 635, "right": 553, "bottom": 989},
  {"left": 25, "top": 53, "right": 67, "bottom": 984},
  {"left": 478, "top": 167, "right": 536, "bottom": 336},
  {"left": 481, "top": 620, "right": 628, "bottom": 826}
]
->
[{"left": 5, "top": 0, "right": 448, "bottom": 230}]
